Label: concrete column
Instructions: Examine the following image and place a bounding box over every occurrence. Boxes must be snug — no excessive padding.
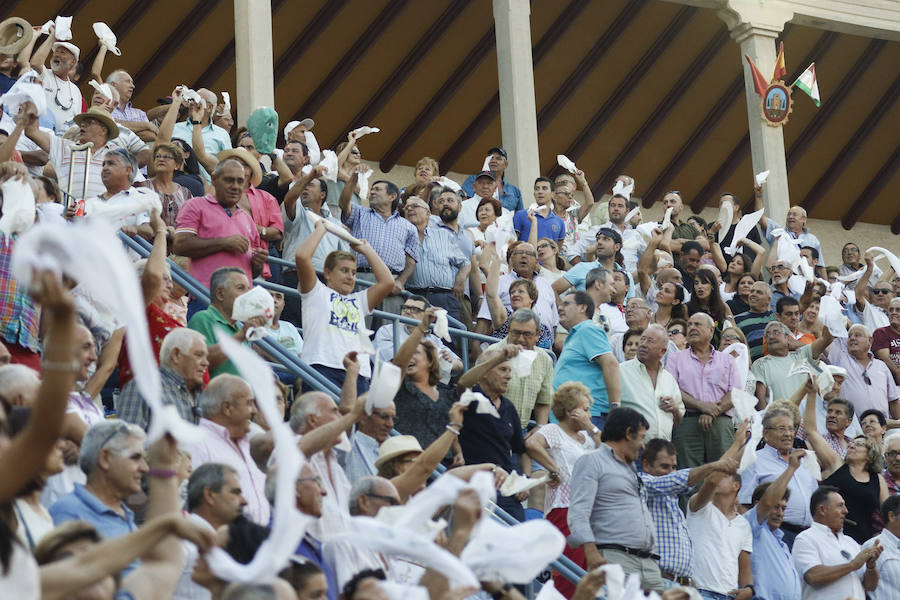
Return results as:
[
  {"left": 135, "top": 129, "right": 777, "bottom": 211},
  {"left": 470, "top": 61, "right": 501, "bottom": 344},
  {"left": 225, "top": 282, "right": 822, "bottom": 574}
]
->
[
  {"left": 234, "top": 0, "right": 274, "bottom": 126},
  {"left": 492, "top": 0, "right": 540, "bottom": 193}
]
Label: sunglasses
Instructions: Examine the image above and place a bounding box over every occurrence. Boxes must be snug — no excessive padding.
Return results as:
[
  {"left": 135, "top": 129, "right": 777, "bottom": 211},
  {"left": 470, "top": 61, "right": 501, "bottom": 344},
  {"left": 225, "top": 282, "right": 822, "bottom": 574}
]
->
[
  {"left": 668, "top": 329, "right": 684, "bottom": 336},
  {"left": 873, "top": 289, "right": 892, "bottom": 295}
]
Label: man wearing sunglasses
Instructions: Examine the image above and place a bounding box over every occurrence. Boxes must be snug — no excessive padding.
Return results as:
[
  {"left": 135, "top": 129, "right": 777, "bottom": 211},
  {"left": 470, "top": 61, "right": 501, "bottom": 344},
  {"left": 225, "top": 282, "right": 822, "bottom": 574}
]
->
[
  {"left": 853, "top": 251, "right": 893, "bottom": 332},
  {"left": 827, "top": 324, "right": 900, "bottom": 422}
]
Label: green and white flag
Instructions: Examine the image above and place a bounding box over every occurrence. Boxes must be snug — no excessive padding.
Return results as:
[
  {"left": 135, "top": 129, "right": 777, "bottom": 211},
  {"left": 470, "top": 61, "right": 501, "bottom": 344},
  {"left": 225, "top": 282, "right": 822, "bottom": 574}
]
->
[{"left": 793, "top": 63, "right": 820, "bottom": 107}]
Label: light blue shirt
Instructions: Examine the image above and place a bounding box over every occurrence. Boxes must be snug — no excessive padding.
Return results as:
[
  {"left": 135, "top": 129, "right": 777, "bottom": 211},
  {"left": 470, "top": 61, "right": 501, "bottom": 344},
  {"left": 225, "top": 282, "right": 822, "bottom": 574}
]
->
[
  {"left": 562, "top": 260, "right": 636, "bottom": 300},
  {"left": 267, "top": 320, "right": 304, "bottom": 356},
  {"left": 171, "top": 121, "right": 233, "bottom": 181},
  {"left": 744, "top": 506, "right": 803, "bottom": 600},
  {"left": 343, "top": 430, "right": 380, "bottom": 484},
  {"left": 282, "top": 204, "right": 348, "bottom": 272},
  {"left": 738, "top": 444, "right": 818, "bottom": 527},
  {"left": 408, "top": 223, "right": 468, "bottom": 290},
  {"left": 553, "top": 320, "right": 612, "bottom": 414}
]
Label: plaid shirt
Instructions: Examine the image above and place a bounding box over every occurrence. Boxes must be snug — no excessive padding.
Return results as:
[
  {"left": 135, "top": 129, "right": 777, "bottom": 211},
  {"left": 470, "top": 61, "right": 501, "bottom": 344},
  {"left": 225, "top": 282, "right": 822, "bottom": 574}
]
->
[
  {"left": 342, "top": 204, "right": 418, "bottom": 273},
  {"left": 115, "top": 366, "right": 200, "bottom": 430},
  {"left": 640, "top": 468, "right": 693, "bottom": 577},
  {"left": 796, "top": 424, "right": 852, "bottom": 458},
  {"left": 111, "top": 102, "right": 148, "bottom": 122},
  {"left": 487, "top": 339, "right": 554, "bottom": 427},
  {"left": 885, "top": 470, "right": 900, "bottom": 496},
  {"left": 0, "top": 235, "right": 40, "bottom": 351}
]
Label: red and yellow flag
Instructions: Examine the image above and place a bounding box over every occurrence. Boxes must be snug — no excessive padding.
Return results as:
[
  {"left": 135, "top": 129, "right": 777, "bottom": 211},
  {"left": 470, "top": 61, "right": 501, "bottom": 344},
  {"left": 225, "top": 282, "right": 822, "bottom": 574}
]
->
[
  {"left": 773, "top": 42, "right": 787, "bottom": 81},
  {"left": 744, "top": 55, "right": 770, "bottom": 97}
]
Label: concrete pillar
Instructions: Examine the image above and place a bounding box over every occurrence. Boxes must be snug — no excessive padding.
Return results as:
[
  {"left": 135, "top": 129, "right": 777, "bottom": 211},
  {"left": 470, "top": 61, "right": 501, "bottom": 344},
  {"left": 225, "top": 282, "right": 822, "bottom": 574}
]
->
[
  {"left": 234, "top": 0, "right": 274, "bottom": 126},
  {"left": 492, "top": 0, "right": 540, "bottom": 194}
]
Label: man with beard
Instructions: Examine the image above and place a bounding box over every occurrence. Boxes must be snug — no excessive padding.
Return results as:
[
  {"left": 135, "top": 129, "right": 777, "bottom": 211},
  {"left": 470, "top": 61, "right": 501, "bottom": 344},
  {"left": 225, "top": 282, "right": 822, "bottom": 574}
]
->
[
  {"left": 404, "top": 189, "right": 471, "bottom": 323},
  {"left": 28, "top": 23, "right": 83, "bottom": 133}
]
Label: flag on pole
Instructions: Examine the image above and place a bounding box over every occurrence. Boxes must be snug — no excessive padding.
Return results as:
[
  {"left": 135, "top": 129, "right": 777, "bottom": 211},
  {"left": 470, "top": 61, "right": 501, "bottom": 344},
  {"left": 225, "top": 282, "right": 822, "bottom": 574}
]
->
[
  {"left": 744, "top": 55, "right": 769, "bottom": 97},
  {"left": 773, "top": 41, "right": 787, "bottom": 81},
  {"left": 792, "top": 63, "right": 821, "bottom": 107}
]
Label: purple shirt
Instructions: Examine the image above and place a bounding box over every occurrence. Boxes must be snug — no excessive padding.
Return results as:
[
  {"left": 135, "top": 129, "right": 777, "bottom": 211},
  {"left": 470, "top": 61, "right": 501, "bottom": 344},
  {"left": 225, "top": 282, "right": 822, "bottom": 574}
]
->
[
  {"left": 111, "top": 102, "right": 148, "bottom": 122},
  {"left": 665, "top": 346, "right": 741, "bottom": 410},
  {"left": 827, "top": 338, "right": 899, "bottom": 418},
  {"left": 175, "top": 195, "right": 260, "bottom": 287}
]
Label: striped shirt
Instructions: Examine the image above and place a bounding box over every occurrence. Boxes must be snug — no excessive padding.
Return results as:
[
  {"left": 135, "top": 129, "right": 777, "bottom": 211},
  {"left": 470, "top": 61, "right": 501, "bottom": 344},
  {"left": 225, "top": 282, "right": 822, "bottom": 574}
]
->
[
  {"left": 116, "top": 366, "right": 200, "bottom": 431},
  {"left": 488, "top": 339, "right": 554, "bottom": 427},
  {"left": 342, "top": 204, "right": 418, "bottom": 273},
  {"left": 0, "top": 235, "right": 40, "bottom": 352},
  {"left": 734, "top": 309, "right": 776, "bottom": 361},
  {"left": 407, "top": 224, "right": 467, "bottom": 290},
  {"left": 49, "top": 135, "right": 111, "bottom": 200},
  {"left": 640, "top": 468, "right": 693, "bottom": 577},
  {"left": 111, "top": 102, "right": 148, "bottom": 122}
]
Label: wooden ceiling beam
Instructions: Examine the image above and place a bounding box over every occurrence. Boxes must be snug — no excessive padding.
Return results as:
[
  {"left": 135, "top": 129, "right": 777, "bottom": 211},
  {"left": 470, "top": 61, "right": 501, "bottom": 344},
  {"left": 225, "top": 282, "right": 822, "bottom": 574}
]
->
[
  {"left": 56, "top": 0, "right": 89, "bottom": 18},
  {"left": 272, "top": 0, "right": 344, "bottom": 83},
  {"left": 801, "top": 73, "right": 900, "bottom": 214},
  {"left": 329, "top": 0, "right": 469, "bottom": 149},
  {"left": 0, "top": 1, "right": 23, "bottom": 21},
  {"left": 379, "top": 28, "right": 495, "bottom": 173},
  {"left": 81, "top": 0, "right": 157, "bottom": 81},
  {"left": 289, "top": 0, "right": 409, "bottom": 124},
  {"left": 592, "top": 26, "right": 730, "bottom": 195},
  {"left": 437, "top": 0, "right": 591, "bottom": 174},
  {"left": 846, "top": 145, "right": 900, "bottom": 230},
  {"left": 132, "top": 0, "right": 220, "bottom": 92}
]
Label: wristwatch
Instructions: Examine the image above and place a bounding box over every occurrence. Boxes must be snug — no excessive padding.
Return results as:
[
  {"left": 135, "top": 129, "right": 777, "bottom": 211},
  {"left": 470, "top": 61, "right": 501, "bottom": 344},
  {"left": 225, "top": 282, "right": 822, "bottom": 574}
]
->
[
  {"left": 590, "top": 426, "right": 601, "bottom": 435},
  {"left": 189, "top": 118, "right": 201, "bottom": 125}
]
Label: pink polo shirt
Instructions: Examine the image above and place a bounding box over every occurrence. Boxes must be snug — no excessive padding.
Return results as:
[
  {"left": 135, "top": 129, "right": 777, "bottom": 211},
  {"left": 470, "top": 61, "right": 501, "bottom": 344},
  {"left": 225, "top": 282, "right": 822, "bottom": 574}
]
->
[
  {"left": 246, "top": 187, "right": 284, "bottom": 280},
  {"left": 175, "top": 195, "right": 260, "bottom": 287},
  {"left": 665, "top": 346, "right": 741, "bottom": 412}
]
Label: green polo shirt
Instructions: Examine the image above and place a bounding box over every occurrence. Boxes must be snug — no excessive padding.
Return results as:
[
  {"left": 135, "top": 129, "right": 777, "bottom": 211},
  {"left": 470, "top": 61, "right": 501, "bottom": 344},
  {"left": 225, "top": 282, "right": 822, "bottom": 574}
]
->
[{"left": 187, "top": 305, "right": 241, "bottom": 377}]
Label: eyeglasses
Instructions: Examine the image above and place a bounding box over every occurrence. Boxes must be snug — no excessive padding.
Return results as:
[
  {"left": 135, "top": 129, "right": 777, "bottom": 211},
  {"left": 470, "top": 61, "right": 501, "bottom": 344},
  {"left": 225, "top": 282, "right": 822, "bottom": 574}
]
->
[
  {"left": 365, "top": 493, "right": 400, "bottom": 506},
  {"left": 536, "top": 243, "right": 554, "bottom": 250},
  {"left": 841, "top": 550, "right": 852, "bottom": 560},
  {"left": 371, "top": 410, "right": 395, "bottom": 421},
  {"left": 508, "top": 329, "right": 538, "bottom": 338},
  {"left": 886, "top": 451, "right": 900, "bottom": 459},
  {"left": 873, "top": 289, "right": 892, "bottom": 295},
  {"left": 668, "top": 329, "right": 684, "bottom": 336},
  {"left": 765, "top": 426, "right": 796, "bottom": 434},
  {"left": 297, "top": 476, "right": 323, "bottom": 486},
  {"left": 401, "top": 304, "right": 425, "bottom": 313},
  {"left": 154, "top": 154, "right": 176, "bottom": 161},
  {"left": 511, "top": 250, "right": 537, "bottom": 258}
]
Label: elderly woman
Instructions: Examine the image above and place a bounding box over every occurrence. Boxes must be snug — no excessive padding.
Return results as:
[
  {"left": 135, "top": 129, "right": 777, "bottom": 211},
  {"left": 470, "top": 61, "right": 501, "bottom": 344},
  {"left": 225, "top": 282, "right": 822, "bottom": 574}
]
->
[
  {"left": 804, "top": 384, "right": 889, "bottom": 543},
  {"left": 468, "top": 197, "right": 512, "bottom": 256},
  {"left": 525, "top": 382, "right": 600, "bottom": 597},
  {"left": 137, "top": 141, "right": 193, "bottom": 228},
  {"left": 412, "top": 156, "right": 440, "bottom": 186}
]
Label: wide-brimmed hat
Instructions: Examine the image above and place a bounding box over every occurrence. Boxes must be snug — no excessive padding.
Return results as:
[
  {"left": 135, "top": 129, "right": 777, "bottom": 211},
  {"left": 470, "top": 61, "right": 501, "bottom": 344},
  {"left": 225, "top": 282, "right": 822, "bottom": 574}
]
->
[
  {"left": 216, "top": 147, "right": 262, "bottom": 187},
  {"left": 73, "top": 106, "right": 119, "bottom": 140},
  {"left": 0, "top": 17, "right": 33, "bottom": 55},
  {"left": 374, "top": 435, "right": 423, "bottom": 469}
]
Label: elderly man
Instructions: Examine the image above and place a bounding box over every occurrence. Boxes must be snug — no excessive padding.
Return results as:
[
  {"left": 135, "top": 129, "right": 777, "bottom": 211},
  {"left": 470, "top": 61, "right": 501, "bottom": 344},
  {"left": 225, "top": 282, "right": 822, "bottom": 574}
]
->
[
  {"left": 95, "top": 148, "right": 153, "bottom": 238},
  {"left": 117, "top": 328, "right": 208, "bottom": 431},
  {"left": 172, "top": 88, "right": 232, "bottom": 180},
  {"left": 739, "top": 403, "right": 819, "bottom": 547},
  {"left": 768, "top": 260, "right": 802, "bottom": 310},
  {"left": 554, "top": 291, "right": 621, "bottom": 428},
  {"left": 840, "top": 242, "right": 882, "bottom": 285},
  {"left": 340, "top": 176, "right": 418, "bottom": 313},
  {"left": 50, "top": 420, "right": 146, "bottom": 538},
  {"left": 106, "top": 70, "right": 157, "bottom": 142},
  {"left": 620, "top": 324, "right": 683, "bottom": 440},
  {"left": 735, "top": 281, "right": 777, "bottom": 360},
  {"left": 759, "top": 203, "right": 825, "bottom": 269},
  {"left": 344, "top": 401, "right": 396, "bottom": 484},
  {"left": 662, "top": 191, "right": 702, "bottom": 250},
  {"left": 551, "top": 173, "right": 597, "bottom": 260},
  {"left": 0, "top": 364, "right": 40, "bottom": 406},
  {"left": 187, "top": 267, "right": 267, "bottom": 377},
  {"left": 175, "top": 463, "right": 247, "bottom": 600},
  {"left": 827, "top": 324, "right": 900, "bottom": 419},
  {"left": 863, "top": 495, "right": 900, "bottom": 600},
  {"left": 873, "top": 298, "right": 900, "bottom": 385},
  {"left": 86, "top": 84, "right": 151, "bottom": 167},
  {"left": 884, "top": 436, "right": 900, "bottom": 494},
  {"left": 667, "top": 313, "right": 740, "bottom": 467},
  {"left": 461, "top": 146, "right": 523, "bottom": 212},
  {"left": 854, "top": 252, "right": 893, "bottom": 332},
  {"left": 487, "top": 308, "right": 554, "bottom": 427},
  {"left": 20, "top": 104, "right": 117, "bottom": 200},
  {"left": 183, "top": 374, "right": 268, "bottom": 525},
  {"left": 792, "top": 486, "right": 882, "bottom": 600},
  {"left": 174, "top": 159, "right": 268, "bottom": 289},
  {"left": 477, "top": 240, "right": 559, "bottom": 335},
  {"left": 753, "top": 321, "right": 832, "bottom": 405},
  {"left": 29, "top": 24, "right": 82, "bottom": 132},
  {"left": 611, "top": 297, "right": 652, "bottom": 360}
]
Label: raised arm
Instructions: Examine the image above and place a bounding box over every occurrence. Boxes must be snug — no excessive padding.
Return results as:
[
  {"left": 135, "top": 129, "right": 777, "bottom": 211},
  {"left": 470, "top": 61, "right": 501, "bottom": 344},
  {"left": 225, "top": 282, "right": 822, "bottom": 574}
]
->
[
  {"left": 801, "top": 378, "right": 842, "bottom": 476},
  {"left": 336, "top": 131, "right": 360, "bottom": 171},
  {"left": 298, "top": 388, "right": 365, "bottom": 459},
  {"left": 573, "top": 169, "right": 595, "bottom": 223},
  {"left": 89, "top": 44, "right": 107, "bottom": 84},
  {"left": 16, "top": 26, "right": 40, "bottom": 73},
  {"left": 354, "top": 239, "right": 395, "bottom": 309},
  {"left": 741, "top": 239, "right": 767, "bottom": 279},
  {"left": 0, "top": 119, "right": 25, "bottom": 163},
  {"left": 339, "top": 171, "right": 357, "bottom": 221},
  {"left": 157, "top": 87, "right": 184, "bottom": 143},
  {"left": 190, "top": 104, "right": 218, "bottom": 175},
  {"left": 855, "top": 252, "right": 876, "bottom": 311},
  {"left": 753, "top": 184, "right": 768, "bottom": 231},
  {"left": 482, "top": 247, "right": 508, "bottom": 329},
  {"left": 139, "top": 210, "right": 168, "bottom": 305},
  {"left": 709, "top": 237, "right": 728, "bottom": 273},
  {"left": 392, "top": 403, "right": 466, "bottom": 502},
  {"left": 83, "top": 328, "right": 124, "bottom": 399},
  {"left": 282, "top": 166, "right": 323, "bottom": 221},
  {"left": 29, "top": 27, "right": 54, "bottom": 72},
  {"left": 295, "top": 219, "right": 327, "bottom": 293},
  {"left": 18, "top": 101, "right": 52, "bottom": 153},
  {"left": 809, "top": 326, "right": 833, "bottom": 360},
  {"left": 457, "top": 344, "right": 520, "bottom": 392},
  {"left": 637, "top": 229, "right": 664, "bottom": 295},
  {"left": 390, "top": 309, "right": 436, "bottom": 372}
]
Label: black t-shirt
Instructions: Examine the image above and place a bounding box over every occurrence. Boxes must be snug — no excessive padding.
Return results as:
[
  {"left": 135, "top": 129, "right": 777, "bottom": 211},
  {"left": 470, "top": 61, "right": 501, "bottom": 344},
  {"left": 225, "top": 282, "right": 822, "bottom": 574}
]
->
[
  {"left": 173, "top": 171, "right": 205, "bottom": 198},
  {"left": 258, "top": 173, "right": 289, "bottom": 205},
  {"left": 719, "top": 222, "right": 762, "bottom": 261}
]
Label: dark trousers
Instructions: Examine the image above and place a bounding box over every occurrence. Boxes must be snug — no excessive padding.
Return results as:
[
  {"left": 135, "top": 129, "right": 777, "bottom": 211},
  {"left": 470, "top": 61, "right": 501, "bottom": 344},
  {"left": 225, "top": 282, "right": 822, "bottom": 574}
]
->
[{"left": 302, "top": 364, "right": 370, "bottom": 398}]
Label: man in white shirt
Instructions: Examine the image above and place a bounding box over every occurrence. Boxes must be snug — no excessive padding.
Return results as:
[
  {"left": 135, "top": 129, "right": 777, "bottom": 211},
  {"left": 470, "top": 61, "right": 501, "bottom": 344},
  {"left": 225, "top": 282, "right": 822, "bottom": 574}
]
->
[
  {"left": 863, "top": 495, "right": 900, "bottom": 600},
  {"left": 855, "top": 251, "right": 893, "bottom": 332},
  {"left": 458, "top": 171, "right": 502, "bottom": 229},
  {"left": 792, "top": 485, "right": 882, "bottom": 600},
  {"left": 620, "top": 324, "right": 683, "bottom": 440},
  {"left": 29, "top": 25, "right": 82, "bottom": 133},
  {"left": 96, "top": 148, "right": 153, "bottom": 237}
]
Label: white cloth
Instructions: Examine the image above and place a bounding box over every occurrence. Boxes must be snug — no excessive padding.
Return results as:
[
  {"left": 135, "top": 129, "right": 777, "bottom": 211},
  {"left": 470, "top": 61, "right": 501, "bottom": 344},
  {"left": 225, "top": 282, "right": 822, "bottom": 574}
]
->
[
  {"left": 863, "top": 528, "right": 900, "bottom": 600},
  {"left": 173, "top": 513, "right": 215, "bottom": 600},
  {"left": 619, "top": 359, "right": 684, "bottom": 441},
  {"left": 594, "top": 303, "right": 627, "bottom": 336},
  {"left": 41, "top": 69, "right": 82, "bottom": 133},
  {"left": 295, "top": 436, "right": 352, "bottom": 543},
  {"left": 300, "top": 280, "right": 372, "bottom": 378},
  {"left": 93, "top": 187, "right": 152, "bottom": 227},
  {"left": 0, "top": 542, "right": 40, "bottom": 598},
  {"left": 477, "top": 271, "right": 559, "bottom": 331},
  {"left": 793, "top": 521, "right": 866, "bottom": 600},
  {"left": 13, "top": 499, "right": 54, "bottom": 549},
  {"left": 535, "top": 424, "right": 596, "bottom": 511},
  {"left": 686, "top": 501, "right": 753, "bottom": 595},
  {"left": 182, "top": 419, "right": 270, "bottom": 526},
  {"left": 862, "top": 302, "right": 890, "bottom": 332}
]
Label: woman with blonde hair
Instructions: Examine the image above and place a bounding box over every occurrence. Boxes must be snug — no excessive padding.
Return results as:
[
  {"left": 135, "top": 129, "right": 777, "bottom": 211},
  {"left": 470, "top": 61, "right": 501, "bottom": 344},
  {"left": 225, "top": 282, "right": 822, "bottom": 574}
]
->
[{"left": 536, "top": 237, "right": 566, "bottom": 283}]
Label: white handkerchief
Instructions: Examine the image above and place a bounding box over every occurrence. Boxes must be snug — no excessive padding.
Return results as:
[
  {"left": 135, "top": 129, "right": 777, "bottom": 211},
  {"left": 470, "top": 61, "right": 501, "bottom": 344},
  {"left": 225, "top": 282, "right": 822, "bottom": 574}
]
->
[
  {"left": 717, "top": 200, "right": 733, "bottom": 243},
  {"left": 738, "top": 413, "right": 763, "bottom": 474},
  {"left": 722, "top": 343, "right": 749, "bottom": 387},
  {"left": 318, "top": 149, "right": 339, "bottom": 182},
  {"left": 481, "top": 155, "right": 492, "bottom": 172},
  {"left": 527, "top": 203, "right": 550, "bottom": 217},
  {"left": 787, "top": 360, "right": 813, "bottom": 379},
  {"left": 867, "top": 246, "right": 900, "bottom": 282},
  {"left": 730, "top": 389, "right": 757, "bottom": 424},
  {"left": 484, "top": 222, "right": 509, "bottom": 247},
  {"left": 433, "top": 308, "right": 450, "bottom": 341},
  {"left": 793, "top": 255, "right": 815, "bottom": 282},
  {"left": 535, "top": 580, "right": 567, "bottom": 600},
  {"left": 2, "top": 71, "right": 48, "bottom": 117},
  {"left": 835, "top": 267, "right": 866, "bottom": 284},
  {"left": 437, "top": 176, "right": 461, "bottom": 193},
  {"left": 40, "top": 21, "right": 54, "bottom": 35},
  {"left": 460, "top": 518, "right": 564, "bottom": 584},
  {"left": 35, "top": 202, "right": 65, "bottom": 225},
  {"left": 92, "top": 22, "right": 121, "bottom": 56},
  {"left": 724, "top": 209, "right": 764, "bottom": 256},
  {"left": 755, "top": 170, "right": 770, "bottom": 186},
  {"left": 818, "top": 295, "right": 848, "bottom": 338},
  {"left": 54, "top": 16, "right": 73, "bottom": 41},
  {"left": 181, "top": 86, "right": 203, "bottom": 106},
  {"left": 509, "top": 349, "right": 537, "bottom": 377},
  {"left": 659, "top": 207, "right": 673, "bottom": 231},
  {"left": 221, "top": 91, "right": 231, "bottom": 114},
  {"left": 0, "top": 178, "right": 35, "bottom": 237},
  {"left": 304, "top": 130, "right": 321, "bottom": 166},
  {"left": 600, "top": 563, "right": 627, "bottom": 600},
  {"left": 88, "top": 80, "right": 114, "bottom": 101},
  {"left": 231, "top": 286, "right": 274, "bottom": 341},
  {"left": 358, "top": 325, "right": 376, "bottom": 355},
  {"left": 787, "top": 274, "right": 807, "bottom": 296},
  {"left": 377, "top": 582, "right": 428, "bottom": 600},
  {"left": 624, "top": 206, "right": 640, "bottom": 224},
  {"left": 815, "top": 361, "right": 836, "bottom": 396},
  {"left": 365, "top": 360, "right": 402, "bottom": 414},
  {"left": 611, "top": 178, "right": 634, "bottom": 200},
  {"left": 305, "top": 210, "right": 361, "bottom": 245},
  {"left": 350, "top": 125, "right": 380, "bottom": 138},
  {"left": 386, "top": 471, "right": 494, "bottom": 534},
  {"left": 459, "top": 388, "right": 500, "bottom": 419},
  {"left": 801, "top": 450, "right": 822, "bottom": 481},
  {"left": 556, "top": 154, "right": 577, "bottom": 174},
  {"left": 357, "top": 167, "right": 373, "bottom": 201},
  {"left": 84, "top": 188, "right": 158, "bottom": 229},
  {"left": 635, "top": 221, "right": 660, "bottom": 239},
  {"left": 498, "top": 470, "right": 547, "bottom": 496}
]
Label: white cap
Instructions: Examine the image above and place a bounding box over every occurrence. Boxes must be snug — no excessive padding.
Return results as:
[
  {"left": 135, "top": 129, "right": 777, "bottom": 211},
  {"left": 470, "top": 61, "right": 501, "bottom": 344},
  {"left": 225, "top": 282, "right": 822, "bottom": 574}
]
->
[
  {"left": 822, "top": 365, "right": 848, "bottom": 379},
  {"left": 52, "top": 41, "right": 80, "bottom": 61},
  {"left": 283, "top": 117, "right": 314, "bottom": 139}
]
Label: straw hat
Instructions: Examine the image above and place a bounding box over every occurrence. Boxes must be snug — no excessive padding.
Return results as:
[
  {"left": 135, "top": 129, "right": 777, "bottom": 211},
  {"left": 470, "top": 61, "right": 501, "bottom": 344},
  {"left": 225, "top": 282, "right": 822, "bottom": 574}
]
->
[
  {"left": 0, "top": 17, "right": 32, "bottom": 55},
  {"left": 73, "top": 107, "right": 119, "bottom": 140},
  {"left": 374, "top": 435, "right": 423, "bottom": 469},
  {"left": 216, "top": 147, "right": 262, "bottom": 187}
]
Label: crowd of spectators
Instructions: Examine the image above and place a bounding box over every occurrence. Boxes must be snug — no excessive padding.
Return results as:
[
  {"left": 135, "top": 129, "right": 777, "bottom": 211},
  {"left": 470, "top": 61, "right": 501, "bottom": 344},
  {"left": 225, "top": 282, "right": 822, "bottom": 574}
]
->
[{"left": 2, "top": 13, "right": 900, "bottom": 600}]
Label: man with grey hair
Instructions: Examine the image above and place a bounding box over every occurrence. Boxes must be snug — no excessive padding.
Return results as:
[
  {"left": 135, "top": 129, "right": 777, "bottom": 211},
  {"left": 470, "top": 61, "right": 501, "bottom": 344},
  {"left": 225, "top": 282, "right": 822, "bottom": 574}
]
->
[
  {"left": 620, "top": 324, "right": 684, "bottom": 441},
  {"left": 666, "top": 312, "right": 741, "bottom": 467},
  {"left": 753, "top": 320, "right": 833, "bottom": 406},
  {"left": 50, "top": 419, "right": 146, "bottom": 540},
  {"left": 172, "top": 88, "right": 232, "bottom": 181},
  {"left": 583, "top": 267, "right": 626, "bottom": 335},
  {"left": 758, "top": 202, "right": 824, "bottom": 269},
  {"left": 827, "top": 323, "right": 900, "bottom": 420},
  {"left": 735, "top": 281, "right": 777, "bottom": 361},
  {"left": 0, "top": 364, "right": 40, "bottom": 406},
  {"left": 182, "top": 374, "right": 269, "bottom": 525},
  {"left": 117, "top": 327, "right": 208, "bottom": 431},
  {"left": 105, "top": 69, "right": 158, "bottom": 142},
  {"left": 486, "top": 308, "right": 554, "bottom": 427},
  {"left": 96, "top": 148, "right": 154, "bottom": 240}
]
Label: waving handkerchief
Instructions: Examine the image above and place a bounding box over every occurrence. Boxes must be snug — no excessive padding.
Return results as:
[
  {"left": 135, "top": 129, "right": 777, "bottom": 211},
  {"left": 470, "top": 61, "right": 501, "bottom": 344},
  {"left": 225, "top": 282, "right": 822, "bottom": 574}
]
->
[
  {"left": 304, "top": 130, "right": 321, "bottom": 166},
  {"left": 220, "top": 91, "right": 231, "bottom": 114},
  {"left": 88, "top": 80, "right": 114, "bottom": 101},
  {"left": 350, "top": 125, "right": 380, "bottom": 139},
  {"left": 499, "top": 470, "right": 547, "bottom": 497},
  {"left": 724, "top": 209, "right": 764, "bottom": 256},
  {"left": 755, "top": 170, "right": 769, "bottom": 186},
  {"left": 722, "top": 343, "right": 749, "bottom": 387},
  {"left": 84, "top": 188, "right": 158, "bottom": 228},
  {"left": 181, "top": 86, "right": 203, "bottom": 106},
  {"left": 801, "top": 449, "right": 822, "bottom": 481},
  {"left": 357, "top": 166, "right": 373, "bottom": 201},
  {"left": 433, "top": 308, "right": 450, "bottom": 341},
  {"left": 2, "top": 71, "right": 48, "bottom": 117},
  {"left": 388, "top": 471, "right": 495, "bottom": 534},
  {"left": 437, "top": 176, "right": 461, "bottom": 193},
  {"left": 738, "top": 413, "right": 763, "bottom": 474},
  {"left": 600, "top": 563, "right": 627, "bottom": 600},
  {"left": 535, "top": 580, "right": 566, "bottom": 600},
  {"left": 92, "top": 22, "right": 121, "bottom": 55},
  {"left": 730, "top": 389, "right": 757, "bottom": 424},
  {"left": 836, "top": 267, "right": 866, "bottom": 284},
  {"left": 509, "top": 349, "right": 537, "bottom": 377},
  {"left": 231, "top": 286, "right": 274, "bottom": 341},
  {"left": 816, "top": 361, "right": 837, "bottom": 396},
  {"left": 377, "top": 582, "right": 428, "bottom": 600},
  {"left": 365, "top": 359, "right": 402, "bottom": 414},
  {"left": 611, "top": 178, "right": 634, "bottom": 200},
  {"left": 318, "top": 149, "right": 339, "bottom": 182},
  {"left": 459, "top": 388, "right": 500, "bottom": 419},
  {"left": 793, "top": 255, "right": 815, "bottom": 283},
  {"left": 35, "top": 202, "right": 65, "bottom": 225},
  {"left": 40, "top": 21, "right": 54, "bottom": 35},
  {"left": 461, "top": 518, "right": 564, "bottom": 584},
  {"left": 54, "top": 16, "right": 73, "bottom": 41},
  {"left": 305, "top": 210, "right": 360, "bottom": 245},
  {"left": 624, "top": 206, "right": 640, "bottom": 224},
  {"left": 208, "top": 333, "right": 312, "bottom": 583},
  {"left": 556, "top": 154, "right": 577, "bottom": 174},
  {"left": 818, "top": 295, "right": 848, "bottom": 338},
  {"left": 527, "top": 203, "right": 550, "bottom": 217},
  {"left": 659, "top": 207, "right": 673, "bottom": 231},
  {"left": 0, "top": 177, "right": 35, "bottom": 237},
  {"left": 481, "top": 154, "right": 492, "bottom": 172},
  {"left": 717, "top": 200, "right": 733, "bottom": 243},
  {"left": 358, "top": 324, "right": 376, "bottom": 355},
  {"left": 867, "top": 246, "right": 900, "bottom": 280}
]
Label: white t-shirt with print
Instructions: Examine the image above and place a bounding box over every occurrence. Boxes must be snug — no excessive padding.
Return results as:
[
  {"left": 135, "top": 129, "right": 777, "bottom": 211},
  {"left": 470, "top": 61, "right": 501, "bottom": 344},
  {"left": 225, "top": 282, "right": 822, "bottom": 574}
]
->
[{"left": 300, "top": 280, "right": 371, "bottom": 378}]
